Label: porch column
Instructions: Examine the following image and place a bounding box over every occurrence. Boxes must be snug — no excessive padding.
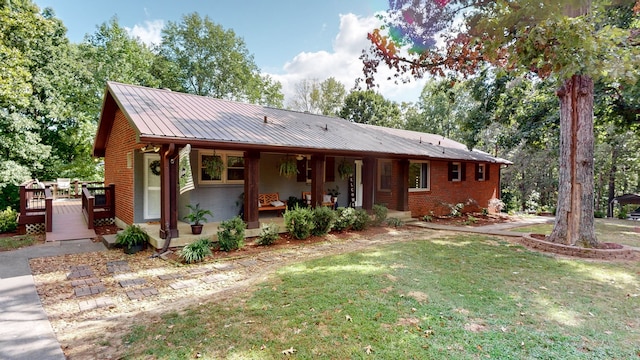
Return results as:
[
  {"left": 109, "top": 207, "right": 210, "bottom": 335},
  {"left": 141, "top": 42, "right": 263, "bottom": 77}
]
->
[
  {"left": 244, "top": 151, "right": 260, "bottom": 229},
  {"left": 310, "top": 154, "right": 326, "bottom": 207},
  {"left": 397, "top": 159, "right": 410, "bottom": 211},
  {"left": 160, "top": 144, "right": 179, "bottom": 239},
  {"left": 362, "top": 157, "right": 375, "bottom": 211}
]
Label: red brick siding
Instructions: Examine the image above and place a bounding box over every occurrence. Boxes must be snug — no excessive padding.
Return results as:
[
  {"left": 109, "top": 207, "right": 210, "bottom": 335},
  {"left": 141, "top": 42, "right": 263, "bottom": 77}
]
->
[
  {"left": 395, "top": 160, "right": 500, "bottom": 217},
  {"left": 103, "top": 109, "right": 137, "bottom": 225}
]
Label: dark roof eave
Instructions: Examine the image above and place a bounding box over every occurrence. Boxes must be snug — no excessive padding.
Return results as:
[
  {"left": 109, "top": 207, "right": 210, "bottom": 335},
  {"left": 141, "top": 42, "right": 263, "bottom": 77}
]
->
[{"left": 138, "top": 135, "right": 511, "bottom": 164}]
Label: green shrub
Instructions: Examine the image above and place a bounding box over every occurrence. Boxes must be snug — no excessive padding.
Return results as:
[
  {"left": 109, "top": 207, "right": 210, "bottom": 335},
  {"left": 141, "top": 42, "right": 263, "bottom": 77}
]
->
[
  {"left": 386, "top": 217, "right": 404, "bottom": 228},
  {"left": 180, "top": 238, "right": 212, "bottom": 264},
  {"left": 312, "top": 206, "right": 336, "bottom": 236},
  {"left": 287, "top": 196, "right": 307, "bottom": 210},
  {"left": 617, "top": 208, "right": 628, "bottom": 220},
  {"left": 594, "top": 210, "right": 605, "bottom": 218},
  {"left": 284, "top": 205, "right": 315, "bottom": 240},
  {"left": 116, "top": 225, "right": 148, "bottom": 249},
  {"left": 422, "top": 214, "right": 433, "bottom": 222},
  {"left": 371, "top": 204, "right": 388, "bottom": 226},
  {"left": 257, "top": 223, "right": 280, "bottom": 246},
  {"left": 333, "top": 207, "right": 356, "bottom": 232},
  {"left": 351, "top": 208, "right": 370, "bottom": 231},
  {"left": 217, "top": 216, "right": 245, "bottom": 251},
  {"left": 481, "top": 208, "right": 489, "bottom": 216},
  {"left": 0, "top": 207, "right": 18, "bottom": 233}
]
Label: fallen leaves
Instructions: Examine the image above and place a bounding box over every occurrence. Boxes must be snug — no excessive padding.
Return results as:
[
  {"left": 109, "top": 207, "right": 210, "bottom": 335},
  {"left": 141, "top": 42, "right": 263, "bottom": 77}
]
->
[
  {"left": 281, "top": 347, "right": 296, "bottom": 355},
  {"left": 364, "top": 344, "right": 373, "bottom": 354}
]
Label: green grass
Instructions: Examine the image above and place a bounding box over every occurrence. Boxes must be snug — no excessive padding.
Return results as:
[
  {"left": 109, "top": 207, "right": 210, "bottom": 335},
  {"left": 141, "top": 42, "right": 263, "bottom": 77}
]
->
[
  {"left": 121, "top": 234, "right": 640, "bottom": 359},
  {"left": 511, "top": 218, "right": 640, "bottom": 247},
  {"left": 0, "top": 234, "right": 38, "bottom": 251}
]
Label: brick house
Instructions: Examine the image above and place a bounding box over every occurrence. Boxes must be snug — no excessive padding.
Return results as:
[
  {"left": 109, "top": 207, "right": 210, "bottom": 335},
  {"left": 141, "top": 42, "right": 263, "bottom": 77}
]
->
[{"left": 94, "top": 82, "right": 510, "bottom": 244}]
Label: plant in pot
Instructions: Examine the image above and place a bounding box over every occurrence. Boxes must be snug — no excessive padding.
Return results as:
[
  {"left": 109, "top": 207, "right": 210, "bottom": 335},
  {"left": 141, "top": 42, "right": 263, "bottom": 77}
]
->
[
  {"left": 278, "top": 157, "right": 298, "bottom": 178},
  {"left": 337, "top": 159, "right": 353, "bottom": 179},
  {"left": 115, "top": 225, "right": 149, "bottom": 254},
  {"left": 327, "top": 185, "right": 340, "bottom": 203},
  {"left": 203, "top": 155, "right": 225, "bottom": 179},
  {"left": 184, "top": 203, "right": 213, "bottom": 234}
]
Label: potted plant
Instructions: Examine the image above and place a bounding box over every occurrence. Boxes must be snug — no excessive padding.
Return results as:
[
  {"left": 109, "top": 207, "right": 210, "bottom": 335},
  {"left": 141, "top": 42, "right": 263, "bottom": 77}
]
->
[
  {"left": 327, "top": 185, "right": 340, "bottom": 203},
  {"left": 184, "top": 203, "right": 213, "bottom": 234},
  {"left": 115, "top": 225, "right": 149, "bottom": 254},
  {"left": 203, "top": 155, "right": 225, "bottom": 179},
  {"left": 337, "top": 158, "right": 353, "bottom": 179},
  {"left": 278, "top": 157, "right": 298, "bottom": 178}
]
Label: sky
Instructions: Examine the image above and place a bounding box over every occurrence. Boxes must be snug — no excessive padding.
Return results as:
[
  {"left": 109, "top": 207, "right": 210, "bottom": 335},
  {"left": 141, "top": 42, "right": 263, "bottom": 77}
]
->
[{"left": 33, "top": 0, "right": 428, "bottom": 106}]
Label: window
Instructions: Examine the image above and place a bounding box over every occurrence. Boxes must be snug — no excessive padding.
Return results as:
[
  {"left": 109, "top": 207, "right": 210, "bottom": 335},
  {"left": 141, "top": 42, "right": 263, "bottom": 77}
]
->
[
  {"left": 448, "top": 162, "right": 465, "bottom": 182},
  {"left": 378, "top": 160, "right": 392, "bottom": 191},
  {"left": 199, "top": 151, "right": 244, "bottom": 184},
  {"left": 476, "top": 163, "right": 490, "bottom": 181},
  {"left": 409, "top": 162, "right": 430, "bottom": 191},
  {"left": 476, "top": 163, "right": 485, "bottom": 181}
]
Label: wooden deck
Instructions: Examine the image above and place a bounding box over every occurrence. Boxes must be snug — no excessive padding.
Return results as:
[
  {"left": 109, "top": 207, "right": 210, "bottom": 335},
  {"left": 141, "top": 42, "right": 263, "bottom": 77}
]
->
[{"left": 46, "top": 199, "right": 96, "bottom": 242}]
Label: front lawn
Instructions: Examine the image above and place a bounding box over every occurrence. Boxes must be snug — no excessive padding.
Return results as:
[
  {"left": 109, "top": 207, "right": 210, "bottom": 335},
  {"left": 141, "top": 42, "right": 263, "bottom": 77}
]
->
[
  {"left": 121, "top": 234, "right": 640, "bottom": 359},
  {"left": 511, "top": 218, "right": 640, "bottom": 248}
]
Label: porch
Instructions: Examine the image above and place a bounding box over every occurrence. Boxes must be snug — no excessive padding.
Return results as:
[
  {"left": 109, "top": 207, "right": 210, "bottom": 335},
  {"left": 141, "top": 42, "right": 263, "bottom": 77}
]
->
[{"left": 138, "top": 210, "right": 412, "bottom": 250}]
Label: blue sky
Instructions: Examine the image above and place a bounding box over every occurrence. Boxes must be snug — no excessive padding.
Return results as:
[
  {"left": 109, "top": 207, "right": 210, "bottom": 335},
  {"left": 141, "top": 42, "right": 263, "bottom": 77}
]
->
[{"left": 34, "top": 0, "right": 426, "bottom": 104}]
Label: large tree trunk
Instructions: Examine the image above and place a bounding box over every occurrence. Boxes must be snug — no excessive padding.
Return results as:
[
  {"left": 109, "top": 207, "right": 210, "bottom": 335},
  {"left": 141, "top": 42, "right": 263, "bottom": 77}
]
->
[{"left": 548, "top": 75, "right": 598, "bottom": 247}]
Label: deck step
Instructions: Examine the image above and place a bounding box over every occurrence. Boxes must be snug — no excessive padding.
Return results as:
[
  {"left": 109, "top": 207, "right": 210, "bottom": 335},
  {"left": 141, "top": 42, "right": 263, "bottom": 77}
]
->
[{"left": 102, "top": 234, "right": 118, "bottom": 249}]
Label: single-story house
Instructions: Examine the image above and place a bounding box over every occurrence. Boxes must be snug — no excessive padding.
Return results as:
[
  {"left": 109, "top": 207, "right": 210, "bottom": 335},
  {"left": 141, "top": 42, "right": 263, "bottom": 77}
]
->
[{"left": 94, "top": 82, "right": 511, "bottom": 245}]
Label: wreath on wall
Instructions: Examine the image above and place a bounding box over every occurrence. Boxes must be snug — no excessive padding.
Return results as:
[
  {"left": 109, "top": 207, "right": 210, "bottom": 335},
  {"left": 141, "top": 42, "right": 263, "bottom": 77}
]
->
[{"left": 150, "top": 160, "right": 161, "bottom": 176}]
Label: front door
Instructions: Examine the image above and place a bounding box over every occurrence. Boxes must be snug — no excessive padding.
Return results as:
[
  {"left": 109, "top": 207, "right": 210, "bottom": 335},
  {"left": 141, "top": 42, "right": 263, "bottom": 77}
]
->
[{"left": 144, "top": 154, "right": 161, "bottom": 220}]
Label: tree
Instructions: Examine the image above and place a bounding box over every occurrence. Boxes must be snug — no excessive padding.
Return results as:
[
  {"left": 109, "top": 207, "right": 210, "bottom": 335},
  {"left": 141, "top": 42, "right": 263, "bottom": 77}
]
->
[
  {"left": 288, "top": 77, "right": 346, "bottom": 116},
  {"left": 339, "top": 90, "right": 402, "bottom": 128},
  {"left": 156, "top": 12, "right": 283, "bottom": 107},
  {"left": 362, "top": 0, "right": 640, "bottom": 247}
]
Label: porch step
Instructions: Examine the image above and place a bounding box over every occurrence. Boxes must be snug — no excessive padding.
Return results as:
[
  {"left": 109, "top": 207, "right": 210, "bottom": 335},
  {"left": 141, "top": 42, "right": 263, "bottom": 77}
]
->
[
  {"left": 102, "top": 234, "right": 118, "bottom": 249},
  {"left": 386, "top": 210, "right": 414, "bottom": 223}
]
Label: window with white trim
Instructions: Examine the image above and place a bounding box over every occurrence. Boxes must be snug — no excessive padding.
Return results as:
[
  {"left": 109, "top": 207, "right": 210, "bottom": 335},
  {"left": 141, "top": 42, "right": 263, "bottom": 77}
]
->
[
  {"left": 476, "top": 163, "right": 486, "bottom": 181},
  {"left": 378, "top": 160, "right": 392, "bottom": 191},
  {"left": 199, "top": 151, "right": 244, "bottom": 184},
  {"left": 450, "top": 162, "right": 462, "bottom": 181},
  {"left": 409, "top": 161, "right": 430, "bottom": 191}
]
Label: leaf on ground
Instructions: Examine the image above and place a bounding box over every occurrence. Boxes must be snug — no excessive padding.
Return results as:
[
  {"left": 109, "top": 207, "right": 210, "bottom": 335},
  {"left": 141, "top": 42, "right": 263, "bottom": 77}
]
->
[
  {"left": 364, "top": 345, "right": 373, "bottom": 354},
  {"left": 345, "top": 315, "right": 352, "bottom": 322},
  {"left": 282, "top": 347, "right": 296, "bottom": 355}
]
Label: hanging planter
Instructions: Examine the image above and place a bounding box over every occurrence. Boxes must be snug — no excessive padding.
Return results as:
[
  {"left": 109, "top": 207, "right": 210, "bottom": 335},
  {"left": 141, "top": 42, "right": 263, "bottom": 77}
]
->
[
  {"left": 203, "top": 154, "right": 225, "bottom": 179},
  {"left": 278, "top": 157, "right": 298, "bottom": 178},
  {"left": 338, "top": 158, "right": 353, "bottom": 179}
]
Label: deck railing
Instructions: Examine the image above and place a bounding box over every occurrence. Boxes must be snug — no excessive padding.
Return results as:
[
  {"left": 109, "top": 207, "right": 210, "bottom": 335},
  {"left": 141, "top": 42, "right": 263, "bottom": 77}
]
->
[
  {"left": 17, "top": 180, "right": 53, "bottom": 234},
  {"left": 81, "top": 183, "right": 115, "bottom": 229}
]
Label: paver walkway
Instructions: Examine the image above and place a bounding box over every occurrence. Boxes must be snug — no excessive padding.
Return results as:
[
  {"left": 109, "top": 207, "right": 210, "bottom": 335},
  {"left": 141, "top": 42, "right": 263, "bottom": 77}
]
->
[{"left": 0, "top": 239, "right": 106, "bottom": 360}]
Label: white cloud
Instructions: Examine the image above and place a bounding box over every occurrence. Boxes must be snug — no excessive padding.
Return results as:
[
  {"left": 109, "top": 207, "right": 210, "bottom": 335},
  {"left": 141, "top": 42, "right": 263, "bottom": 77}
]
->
[
  {"left": 267, "top": 13, "right": 427, "bottom": 106},
  {"left": 126, "top": 19, "right": 164, "bottom": 46}
]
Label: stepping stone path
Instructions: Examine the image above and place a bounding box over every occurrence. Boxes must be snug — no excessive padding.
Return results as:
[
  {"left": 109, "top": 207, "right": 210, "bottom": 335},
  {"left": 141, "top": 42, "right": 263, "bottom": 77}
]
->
[
  {"left": 107, "top": 260, "right": 131, "bottom": 273},
  {"left": 119, "top": 278, "right": 147, "bottom": 287},
  {"left": 212, "top": 263, "right": 236, "bottom": 271},
  {"left": 238, "top": 259, "right": 258, "bottom": 267},
  {"left": 67, "top": 265, "right": 94, "bottom": 279},
  {"left": 78, "top": 296, "right": 114, "bottom": 311},
  {"left": 201, "top": 273, "right": 232, "bottom": 284},
  {"left": 126, "top": 287, "right": 159, "bottom": 300},
  {"left": 158, "top": 273, "right": 182, "bottom": 280},
  {"left": 169, "top": 279, "right": 200, "bottom": 290}
]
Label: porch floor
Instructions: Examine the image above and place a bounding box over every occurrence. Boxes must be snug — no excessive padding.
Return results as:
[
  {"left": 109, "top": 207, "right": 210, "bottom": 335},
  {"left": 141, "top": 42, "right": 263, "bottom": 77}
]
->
[
  {"left": 139, "top": 210, "right": 412, "bottom": 249},
  {"left": 46, "top": 199, "right": 97, "bottom": 241},
  {"left": 138, "top": 214, "right": 286, "bottom": 249}
]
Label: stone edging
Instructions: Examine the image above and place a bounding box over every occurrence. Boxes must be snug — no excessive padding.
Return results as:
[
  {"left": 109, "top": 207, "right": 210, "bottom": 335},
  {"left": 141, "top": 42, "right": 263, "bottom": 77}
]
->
[{"left": 518, "top": 234, "right": 638, "bottom": 260}]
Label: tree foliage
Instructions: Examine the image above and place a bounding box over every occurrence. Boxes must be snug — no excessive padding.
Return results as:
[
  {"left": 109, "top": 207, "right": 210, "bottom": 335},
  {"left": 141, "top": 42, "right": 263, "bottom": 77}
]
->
[
  {"left": 339, "top": 90, "right": 402, "bottom": 128},
  {"left": 156, "top": 12, "right": 283, "bottom": 107}
]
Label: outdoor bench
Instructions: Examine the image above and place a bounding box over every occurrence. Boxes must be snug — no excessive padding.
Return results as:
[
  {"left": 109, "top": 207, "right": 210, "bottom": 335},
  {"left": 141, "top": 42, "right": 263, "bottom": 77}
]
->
[{"left": 258, "top": 192, "right": 287, "bottom": 215}]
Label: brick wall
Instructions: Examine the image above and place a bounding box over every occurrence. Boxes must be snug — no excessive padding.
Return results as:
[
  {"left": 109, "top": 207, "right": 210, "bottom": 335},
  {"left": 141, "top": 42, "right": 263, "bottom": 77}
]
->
[
  {"left": 395, "top": 160, "right": 499, "bottom": 217},
  {"left": 103, "top": 109, "right": 137, "bottom": 225}
]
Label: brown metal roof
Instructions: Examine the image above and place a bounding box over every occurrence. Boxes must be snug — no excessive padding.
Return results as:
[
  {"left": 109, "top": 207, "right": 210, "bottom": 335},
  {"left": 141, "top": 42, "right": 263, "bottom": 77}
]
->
[{"left": 94, "top": 81, "right": 510, "bottom": 164}]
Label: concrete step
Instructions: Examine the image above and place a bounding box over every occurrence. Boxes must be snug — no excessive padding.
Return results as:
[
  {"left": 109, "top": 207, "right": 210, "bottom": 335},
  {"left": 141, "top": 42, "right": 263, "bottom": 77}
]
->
[{"left": 102, "top": 234, "right": 118, "bottom": 249}]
